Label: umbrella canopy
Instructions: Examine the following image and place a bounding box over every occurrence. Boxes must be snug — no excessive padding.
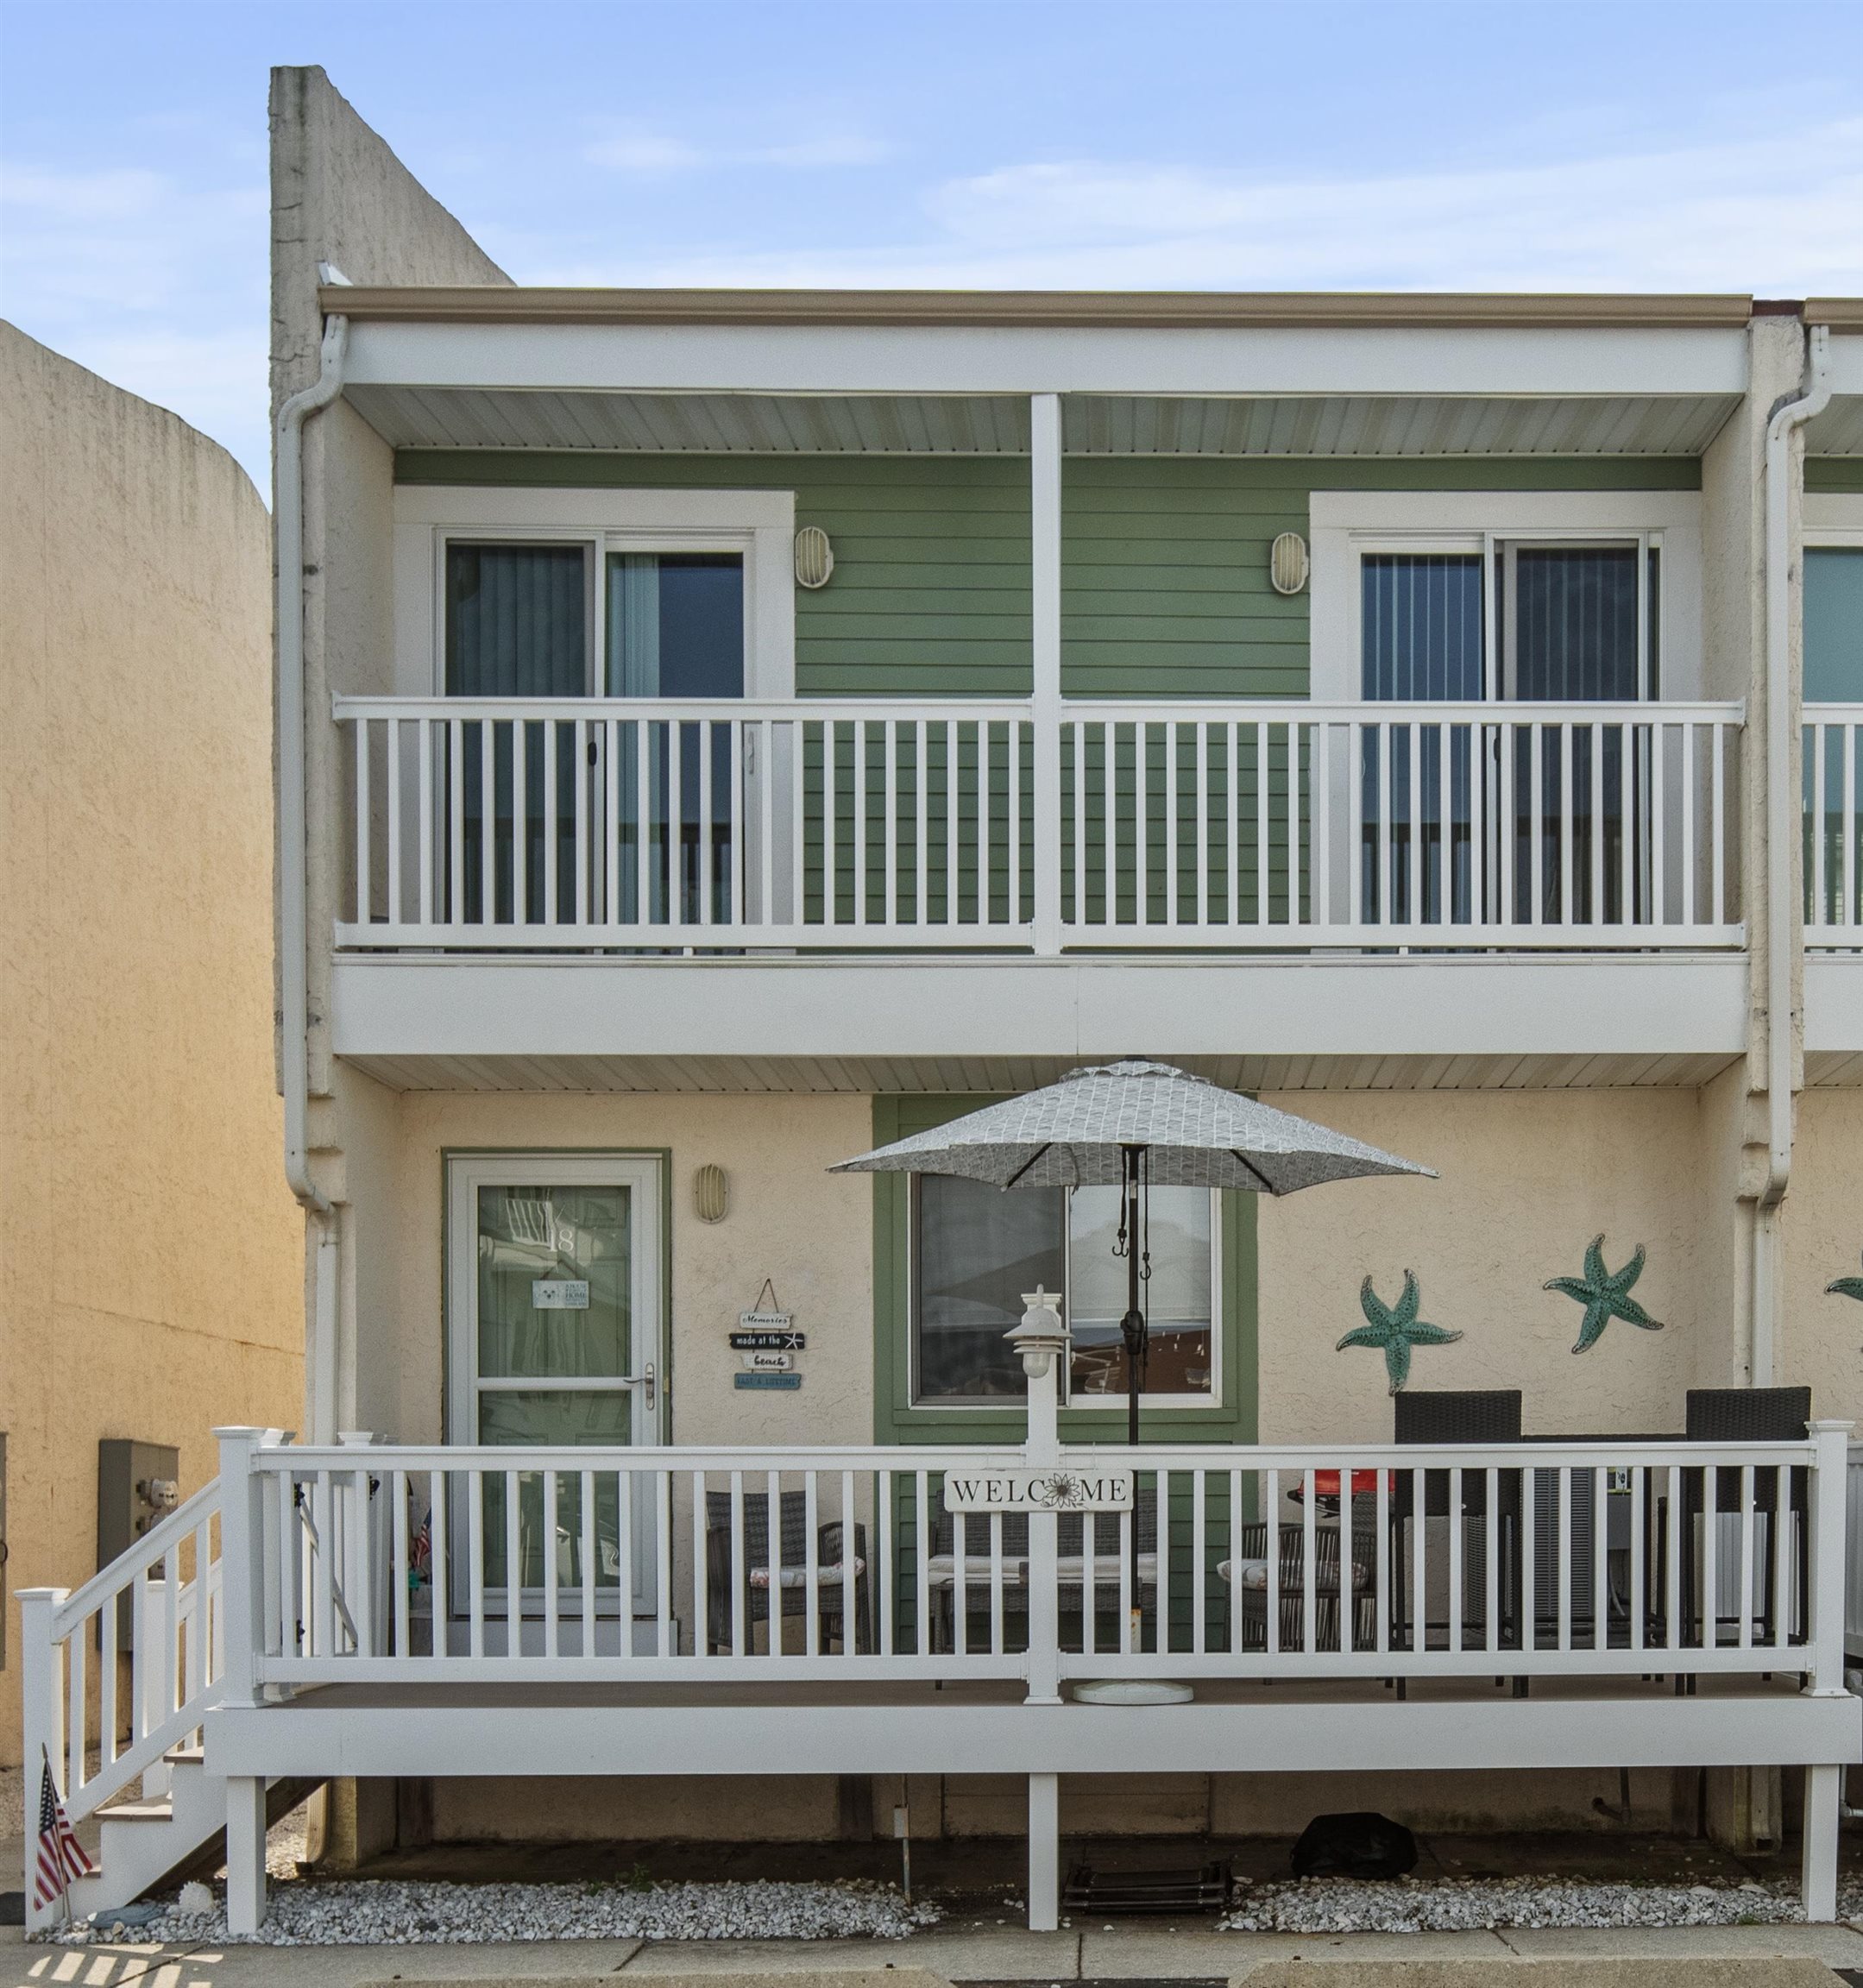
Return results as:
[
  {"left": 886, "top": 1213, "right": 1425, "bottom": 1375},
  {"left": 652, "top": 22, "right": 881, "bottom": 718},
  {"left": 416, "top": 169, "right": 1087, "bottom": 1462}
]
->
[{"left": 829, "top": 1059, "right": 1434, "bottom": 1194}]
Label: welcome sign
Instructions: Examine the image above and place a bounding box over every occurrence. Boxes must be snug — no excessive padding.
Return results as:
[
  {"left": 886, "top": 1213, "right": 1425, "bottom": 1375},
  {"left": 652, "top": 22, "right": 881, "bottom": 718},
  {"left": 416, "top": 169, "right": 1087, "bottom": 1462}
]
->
[{"left": 942, "top": 1469, "right": 1134, "bottom": 1513}]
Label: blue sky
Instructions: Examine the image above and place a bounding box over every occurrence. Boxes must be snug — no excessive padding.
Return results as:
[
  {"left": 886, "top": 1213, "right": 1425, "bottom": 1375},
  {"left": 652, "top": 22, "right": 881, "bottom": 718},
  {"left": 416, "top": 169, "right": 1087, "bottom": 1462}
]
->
[{"left": 3, "top": 0, "right": 1860, "bottom": 489}]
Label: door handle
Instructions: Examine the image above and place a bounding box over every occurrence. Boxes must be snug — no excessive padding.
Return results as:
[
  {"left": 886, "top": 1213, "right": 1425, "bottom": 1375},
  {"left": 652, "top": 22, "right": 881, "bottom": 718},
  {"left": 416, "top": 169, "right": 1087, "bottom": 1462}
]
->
[{"left": 642, "top": 1362, "right": 656, "bottom": 1410}]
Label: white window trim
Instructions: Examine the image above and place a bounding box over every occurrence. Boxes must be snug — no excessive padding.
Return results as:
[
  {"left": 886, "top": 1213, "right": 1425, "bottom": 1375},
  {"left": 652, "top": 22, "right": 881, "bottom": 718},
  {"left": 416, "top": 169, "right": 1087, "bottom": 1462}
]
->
[
  {"left": 444, "top": 1151, "right": 666, "bottom": 1450},
  {"left": 394, "top": 485, "right": 796, "bottom": 698},
  {"left": 1805, "top": 493, "right": 1863, "bottom": 546},
  {"left": 1309, "top": 489, "right": 1703, "bottom": 702},
  {"left": 905, "top": 1180, "right": 1224, "bottom": 1413}
]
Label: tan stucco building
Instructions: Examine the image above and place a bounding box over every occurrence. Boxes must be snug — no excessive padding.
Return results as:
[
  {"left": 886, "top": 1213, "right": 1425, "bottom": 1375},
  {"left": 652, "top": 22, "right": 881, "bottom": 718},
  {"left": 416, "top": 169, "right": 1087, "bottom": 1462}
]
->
[{"left": 0, "top": 324, "right": 303, "bottom": 1769}]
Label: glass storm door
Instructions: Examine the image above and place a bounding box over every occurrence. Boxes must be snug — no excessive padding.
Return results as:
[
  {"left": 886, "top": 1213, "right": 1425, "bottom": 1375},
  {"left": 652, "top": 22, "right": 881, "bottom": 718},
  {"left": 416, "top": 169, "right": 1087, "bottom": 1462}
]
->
[{"left": 445, "top": 1154, "right": 664, "bottom": 1639}]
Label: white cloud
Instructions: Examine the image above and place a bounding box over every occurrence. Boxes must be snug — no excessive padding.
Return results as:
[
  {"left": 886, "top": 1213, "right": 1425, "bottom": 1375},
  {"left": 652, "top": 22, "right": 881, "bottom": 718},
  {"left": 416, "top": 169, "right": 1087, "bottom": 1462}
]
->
[
  {"left": 0, "top": 159, "right": 267, "bottom": 481},
  {"left": 542, "top": 116, "right": 1863, "bottom": 295},
  {"left": 584, "top": 125, "right": 891, "bottom": 175}
]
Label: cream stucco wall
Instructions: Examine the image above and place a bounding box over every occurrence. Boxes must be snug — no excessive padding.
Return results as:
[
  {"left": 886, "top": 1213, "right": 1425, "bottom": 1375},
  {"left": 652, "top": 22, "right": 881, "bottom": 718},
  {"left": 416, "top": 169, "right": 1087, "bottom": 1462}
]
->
[
  {"left": 0, "top": 324, "right": 304, "bottom": 1765},
  {"left": 1256, "top": 1089, "right": 1724, "bottom": 1443},
  {"left": 349, "top": 1090, "right": 874, "bottom": 1447},
  {"left": 1779, "top": 1091, "right": 1863, "bottom": 1424}
]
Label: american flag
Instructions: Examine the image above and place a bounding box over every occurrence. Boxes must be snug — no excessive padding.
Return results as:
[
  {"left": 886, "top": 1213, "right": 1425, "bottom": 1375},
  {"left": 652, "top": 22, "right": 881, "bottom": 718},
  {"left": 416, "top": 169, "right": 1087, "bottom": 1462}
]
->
[
  {"left": 33, "top": 1749, "right": 95, "bottom": 1913},
  {"left": 409, "top": 1508, "right": 432, "bottom": 1589}
]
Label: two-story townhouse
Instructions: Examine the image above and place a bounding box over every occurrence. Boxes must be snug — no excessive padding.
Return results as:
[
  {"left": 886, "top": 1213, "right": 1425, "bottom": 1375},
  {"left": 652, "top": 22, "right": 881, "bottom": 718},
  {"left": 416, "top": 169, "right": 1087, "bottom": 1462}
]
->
[{"left": 22, "top": 67, "right": 1863, "bottom": 1936}]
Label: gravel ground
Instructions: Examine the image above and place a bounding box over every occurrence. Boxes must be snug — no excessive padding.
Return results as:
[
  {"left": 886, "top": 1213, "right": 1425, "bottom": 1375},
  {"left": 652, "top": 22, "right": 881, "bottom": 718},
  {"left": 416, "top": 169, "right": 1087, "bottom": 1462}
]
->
[
  {"left": 58, "top": 1877, "right": 941, "bottom": 1947},
  {"left": 1218, "top": 1873, "right": 1814, "bottom": 1933}
]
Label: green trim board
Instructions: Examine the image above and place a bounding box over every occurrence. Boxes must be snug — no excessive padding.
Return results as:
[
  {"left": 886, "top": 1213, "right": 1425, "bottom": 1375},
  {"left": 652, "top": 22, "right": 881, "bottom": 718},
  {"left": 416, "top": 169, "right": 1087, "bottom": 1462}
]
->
[
  {"left": 1808, "top": 459, "right": 1863, "bottom": 494},
  {"left": 867, "top": 1093, "right": 1257, "bottom": 1448},
  {"left": 395, "top": 450, "right": 1701, "bottom": 702}
]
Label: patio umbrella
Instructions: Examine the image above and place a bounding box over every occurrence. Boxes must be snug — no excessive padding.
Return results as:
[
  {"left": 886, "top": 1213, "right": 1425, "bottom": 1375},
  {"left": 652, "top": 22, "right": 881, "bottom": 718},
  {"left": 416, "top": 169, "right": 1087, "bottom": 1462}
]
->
[{"left": 832, "top": 1057, "right": 1434, "bottom": 1446}]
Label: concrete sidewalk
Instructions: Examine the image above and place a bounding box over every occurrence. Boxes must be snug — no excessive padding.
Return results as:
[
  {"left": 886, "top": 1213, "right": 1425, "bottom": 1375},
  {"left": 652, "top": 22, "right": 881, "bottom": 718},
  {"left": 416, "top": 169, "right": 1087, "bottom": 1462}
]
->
[{"left": 9, "top": 1919, "right": 1863, "bottom": 1986}]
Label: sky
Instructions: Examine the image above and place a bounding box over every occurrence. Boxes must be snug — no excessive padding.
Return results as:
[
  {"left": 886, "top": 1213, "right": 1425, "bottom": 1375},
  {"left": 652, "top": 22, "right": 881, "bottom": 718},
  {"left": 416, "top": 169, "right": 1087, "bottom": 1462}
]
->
[{"left": 2, "top": 0, "right": 1860, "bottom": 491}]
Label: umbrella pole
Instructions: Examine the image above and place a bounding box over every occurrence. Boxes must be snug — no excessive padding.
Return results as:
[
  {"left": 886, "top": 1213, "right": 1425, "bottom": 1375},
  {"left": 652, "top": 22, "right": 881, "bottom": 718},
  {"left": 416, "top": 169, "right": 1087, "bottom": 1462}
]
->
[{"left": 1117, "top": 1144, "right": 1147, "bottom": 1647}]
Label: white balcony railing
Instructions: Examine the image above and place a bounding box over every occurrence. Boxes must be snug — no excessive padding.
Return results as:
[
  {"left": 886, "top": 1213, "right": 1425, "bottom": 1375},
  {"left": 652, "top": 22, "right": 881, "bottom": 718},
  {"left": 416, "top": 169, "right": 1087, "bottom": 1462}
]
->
[
  {"left": 334, "top": 696, "right": 1745, "bottom": 953},
  {"left": 1805, "top": 705, "right": 1863, "bottom": 945},
  {"left": 205, "top": 1427, "right": 1841, "bottom": 1693}
]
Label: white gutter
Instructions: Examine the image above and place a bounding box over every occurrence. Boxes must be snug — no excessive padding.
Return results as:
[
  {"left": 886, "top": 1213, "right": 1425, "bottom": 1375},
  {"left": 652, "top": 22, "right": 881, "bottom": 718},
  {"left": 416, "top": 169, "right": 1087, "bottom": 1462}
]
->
[
  {"left": 1752, "top": 323, "right": 1832, "bottom": 1383},
  {"left": 275, "top": 309, "right": 349, "bottom": 1438}
]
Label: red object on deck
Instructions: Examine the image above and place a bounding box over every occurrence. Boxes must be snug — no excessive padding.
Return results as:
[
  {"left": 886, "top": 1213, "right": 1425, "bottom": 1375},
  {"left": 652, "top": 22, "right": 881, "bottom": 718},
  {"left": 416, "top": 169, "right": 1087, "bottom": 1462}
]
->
[{"left": 1290, "top": 1469, "right": 1397, "bottom": 1500}]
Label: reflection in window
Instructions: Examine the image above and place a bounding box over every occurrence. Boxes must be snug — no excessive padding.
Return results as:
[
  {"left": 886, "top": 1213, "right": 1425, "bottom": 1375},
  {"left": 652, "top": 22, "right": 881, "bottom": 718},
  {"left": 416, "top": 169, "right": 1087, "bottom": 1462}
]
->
[
  {"left": 607, "top": 552, "right": 745, "bottom": 698},
  {"left": 909, "top": 1176, "right": 1215, "bottom": 1405}
]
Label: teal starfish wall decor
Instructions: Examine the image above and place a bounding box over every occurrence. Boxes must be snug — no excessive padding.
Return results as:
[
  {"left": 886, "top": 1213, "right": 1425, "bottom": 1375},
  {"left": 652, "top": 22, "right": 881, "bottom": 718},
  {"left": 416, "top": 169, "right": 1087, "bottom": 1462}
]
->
[
  {"left": 1545, "top": 1236, "right": 1665, "bottom": 1354},
  {"left": 1336, "top": 1270, "right": 1463, "bottom": 1394},
  {"left": 1828, "top": 1254, "right": 1863, "bottom": 1304}
]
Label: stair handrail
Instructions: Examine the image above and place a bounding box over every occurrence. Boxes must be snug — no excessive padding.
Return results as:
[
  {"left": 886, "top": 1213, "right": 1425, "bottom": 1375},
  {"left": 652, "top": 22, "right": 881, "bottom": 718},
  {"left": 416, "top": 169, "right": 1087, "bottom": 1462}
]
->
[{"left": 47, "top": 1477, "right": 221, "bottom": 1641}]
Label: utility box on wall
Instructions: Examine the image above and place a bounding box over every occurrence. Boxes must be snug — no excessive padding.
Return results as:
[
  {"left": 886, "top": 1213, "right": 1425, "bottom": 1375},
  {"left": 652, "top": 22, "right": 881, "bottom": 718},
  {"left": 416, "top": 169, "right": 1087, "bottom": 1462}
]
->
[{"left": 97, "top": 1440, "right": 179, "bottom": 1652}]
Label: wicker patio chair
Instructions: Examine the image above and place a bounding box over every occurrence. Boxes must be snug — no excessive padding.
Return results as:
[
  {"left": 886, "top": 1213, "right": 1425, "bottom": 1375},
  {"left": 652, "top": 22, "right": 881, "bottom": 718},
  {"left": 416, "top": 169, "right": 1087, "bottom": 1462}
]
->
[{"left": 702, "top": 1489, "right": 868, "bottom": 1654}]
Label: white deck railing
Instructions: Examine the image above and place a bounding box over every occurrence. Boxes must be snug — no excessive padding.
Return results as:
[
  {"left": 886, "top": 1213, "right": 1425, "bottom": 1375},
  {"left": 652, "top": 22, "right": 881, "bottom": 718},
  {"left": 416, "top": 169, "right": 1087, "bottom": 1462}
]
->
[
  {"left": 211, "top": 1425, "right": 1846, "bottom": 1695},
  {"left": 334, "top": 696, "right": 1745, "bottom": 953},
  {"left": 1805, "top": 705, "right": 1863, "bottom": 945},
  {"left": 17, "top": 1477, "right": 226, "bottom": 1832}
]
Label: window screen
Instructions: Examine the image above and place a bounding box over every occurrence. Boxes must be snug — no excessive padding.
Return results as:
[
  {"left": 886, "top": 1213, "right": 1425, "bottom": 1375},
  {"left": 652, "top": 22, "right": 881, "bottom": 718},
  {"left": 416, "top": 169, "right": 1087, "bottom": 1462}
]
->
[{"left": 607, "top": 552, "right": 745, "bottom": 697}]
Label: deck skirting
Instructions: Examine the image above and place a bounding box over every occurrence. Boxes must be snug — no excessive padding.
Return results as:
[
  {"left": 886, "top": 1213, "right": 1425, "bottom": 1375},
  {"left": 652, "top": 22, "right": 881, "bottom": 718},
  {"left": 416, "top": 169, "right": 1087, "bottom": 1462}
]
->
[{"left": 207, "top": 1689, "right": 1861, "bottom": 1782}]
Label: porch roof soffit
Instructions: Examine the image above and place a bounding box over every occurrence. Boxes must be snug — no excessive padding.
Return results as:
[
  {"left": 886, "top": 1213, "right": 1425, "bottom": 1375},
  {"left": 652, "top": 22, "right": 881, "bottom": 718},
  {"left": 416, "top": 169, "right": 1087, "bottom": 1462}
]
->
[{"left": 343, "top": 385, "right": 1741, "bottom": 459}]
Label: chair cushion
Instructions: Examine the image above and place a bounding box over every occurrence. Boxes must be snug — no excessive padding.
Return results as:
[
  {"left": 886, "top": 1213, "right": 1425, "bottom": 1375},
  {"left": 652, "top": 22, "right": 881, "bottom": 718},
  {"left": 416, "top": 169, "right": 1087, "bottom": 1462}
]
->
[
  {"left": 1217, "top": 1556, "right": 1370, "bottom": 1595},
  {"left": 924, "top": 1554, "right": 1159, "bottom": 1589},
  {"left": 746, "top": 1558, "right": 864, "bottom": 1590}
]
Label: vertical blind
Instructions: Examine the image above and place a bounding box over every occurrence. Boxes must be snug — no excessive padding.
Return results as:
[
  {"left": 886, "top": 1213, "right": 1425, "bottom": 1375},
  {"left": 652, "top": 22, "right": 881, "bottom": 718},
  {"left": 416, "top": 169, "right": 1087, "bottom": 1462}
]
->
[
  {"left": 444, "top": 544, "right": 588, "bottom": 696},
  {"left": 1361, "top": 554, "right": 1484, "bottom": 701}
]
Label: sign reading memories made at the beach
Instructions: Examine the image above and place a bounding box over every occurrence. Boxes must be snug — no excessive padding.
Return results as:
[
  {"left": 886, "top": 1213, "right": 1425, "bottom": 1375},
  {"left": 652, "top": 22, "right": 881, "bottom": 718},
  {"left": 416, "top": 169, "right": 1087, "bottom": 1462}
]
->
[{"left": 942, "top": 1469, "right": 1134, "bottom": 1513}]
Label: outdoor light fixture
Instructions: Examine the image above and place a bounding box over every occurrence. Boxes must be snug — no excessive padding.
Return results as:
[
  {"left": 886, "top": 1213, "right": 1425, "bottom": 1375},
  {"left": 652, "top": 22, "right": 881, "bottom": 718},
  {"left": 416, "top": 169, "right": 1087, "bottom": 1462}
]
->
[
  {"left": 794, "top": 525, "right": 834, "bottom": 588},
  {"left": 1004, "top": 1286, "right": 1069, "bottom": 1380},
  {"left": 693, "top": 1164, "right": 729, "bottom": 1224},
  {"left": 1269, "top": 531, "right": 1310, "bottom": 595}
]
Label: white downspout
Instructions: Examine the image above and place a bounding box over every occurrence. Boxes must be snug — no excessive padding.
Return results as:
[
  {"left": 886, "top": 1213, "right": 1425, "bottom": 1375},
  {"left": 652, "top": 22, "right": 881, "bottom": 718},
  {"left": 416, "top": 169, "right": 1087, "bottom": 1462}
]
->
[
  {"left": 1752, "top": 322, "right": 1832, "bottom": 1384},
  {"left": 276, "top": 309, "right": 349, "bottom": 1441}
]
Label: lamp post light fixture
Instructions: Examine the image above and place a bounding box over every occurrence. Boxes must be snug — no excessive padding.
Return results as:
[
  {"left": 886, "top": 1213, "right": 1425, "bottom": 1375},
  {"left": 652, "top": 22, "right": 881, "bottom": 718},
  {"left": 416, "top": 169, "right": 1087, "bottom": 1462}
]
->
[{"left": 1005, "top": 1287, "right": 1068, "bottom": 1462}]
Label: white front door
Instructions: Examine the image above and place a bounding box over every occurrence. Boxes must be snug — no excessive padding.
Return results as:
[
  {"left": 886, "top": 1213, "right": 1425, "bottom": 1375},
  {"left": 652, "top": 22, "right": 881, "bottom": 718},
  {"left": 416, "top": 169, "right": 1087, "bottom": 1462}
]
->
[{"left": 444, "top": 1154, "right": 664, "bottom": 1637}]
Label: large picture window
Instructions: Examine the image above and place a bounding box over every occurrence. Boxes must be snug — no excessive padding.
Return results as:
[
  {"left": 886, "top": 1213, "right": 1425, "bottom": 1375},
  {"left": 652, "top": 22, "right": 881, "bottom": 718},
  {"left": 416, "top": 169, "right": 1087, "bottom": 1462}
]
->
[{"left": 910, "top": 1174, "right": 1217, "bottom": 1407}]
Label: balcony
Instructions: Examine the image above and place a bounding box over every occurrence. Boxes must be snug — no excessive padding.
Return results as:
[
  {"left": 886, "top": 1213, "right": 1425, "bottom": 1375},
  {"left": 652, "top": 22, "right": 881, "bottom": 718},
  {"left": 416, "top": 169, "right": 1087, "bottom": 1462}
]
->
[
  {"left": 336, "top": 695, "right": 1743, "bottom": 952},
  {"left": 325, "top": 695, "right": 1749, "bottom": 1084}
]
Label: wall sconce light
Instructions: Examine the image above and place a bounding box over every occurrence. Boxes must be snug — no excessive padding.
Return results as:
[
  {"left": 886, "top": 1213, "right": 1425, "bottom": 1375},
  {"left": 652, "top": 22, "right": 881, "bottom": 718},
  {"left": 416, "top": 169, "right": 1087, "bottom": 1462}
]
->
[
  {"left": 1004, "top": 1286, "right": 1069, "bottom": 1380},
  {"left": 794, "top": 525, "right": 834, "bottom": 589},
  {"left": 694, "top": 1164, "right": 729, "bottom": 1224},
  {"left": 1269, "top": 531, "right": 1310, "bottom": 596}
]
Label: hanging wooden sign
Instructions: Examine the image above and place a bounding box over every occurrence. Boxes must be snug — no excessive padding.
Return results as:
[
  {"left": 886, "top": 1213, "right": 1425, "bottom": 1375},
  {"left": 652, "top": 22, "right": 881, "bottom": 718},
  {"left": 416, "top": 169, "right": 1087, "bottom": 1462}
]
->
[
  {"left": 740, "top": 1349, "right": 793, "bottom": 1373},
  {"left": 735, "top": 1373, "right": 802, "bottom": 1392},
  {"left": 732, "top": 1323, "right": 804, "bottom": 1350}
]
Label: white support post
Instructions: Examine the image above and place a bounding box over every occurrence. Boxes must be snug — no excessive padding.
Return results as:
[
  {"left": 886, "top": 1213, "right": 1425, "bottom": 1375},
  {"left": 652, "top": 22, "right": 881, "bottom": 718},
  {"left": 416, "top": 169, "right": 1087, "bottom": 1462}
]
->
[
  {"left": 225, "top": 1775, "right": 268, "bottom": 1934},
  {"left": 140, "top": 1576, "right": 171, "bottom": 1797},
  {"left": 1805, "top": 1421, "right": 1854, "bottom": 1696},
  {"left": 216, "top": 1427, "right": 269, "bottom": 1708},
  {"left": 1803, "top": 1763, "right": 1840, "bottom": 1922},
  {"left": 1030, "top": 392, "right": 1063, "bottom": 955},
  {"left": 1016, "top": 1290, "right": 1064, "bottom": 1706},
  {"left": 17, "top": 1588, "right": 66, "bottom": 1934},
  {"left": 1027, "top": 1771, "right": 1060, "bottom": 1931}
]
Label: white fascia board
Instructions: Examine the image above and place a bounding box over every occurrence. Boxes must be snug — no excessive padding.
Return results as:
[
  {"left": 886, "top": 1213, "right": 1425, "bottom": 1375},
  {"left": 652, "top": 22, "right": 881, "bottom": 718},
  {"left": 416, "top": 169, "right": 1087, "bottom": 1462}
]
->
[
  {"left": 346, "top": 321, "right": 1749, "bottom": 401},
  {"left": 209, "top": 1691, "right": 1859, "bottom": 1780},
  {"left": 1807, "top": 956, "right": 1863, "bottom": 1054},
  {"left": 331, "top": 953, "right": 1748, "bottom": 1064}
]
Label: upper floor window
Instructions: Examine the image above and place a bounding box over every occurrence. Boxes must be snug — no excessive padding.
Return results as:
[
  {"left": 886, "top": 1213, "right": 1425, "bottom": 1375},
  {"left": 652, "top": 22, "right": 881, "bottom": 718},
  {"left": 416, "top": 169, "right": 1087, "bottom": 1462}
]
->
[
  {"left": 1311, "top": 492, "right": 1702, "bottom": 705},
  {"left": 1360, "top": 540, "right": 1660, "bottom": 702},
  {"left": 910, "top": 1173, "right": 1216, "bottom": 1408},
  {"left": 394, "top": 486, "right": 796, "bottom": 699}
]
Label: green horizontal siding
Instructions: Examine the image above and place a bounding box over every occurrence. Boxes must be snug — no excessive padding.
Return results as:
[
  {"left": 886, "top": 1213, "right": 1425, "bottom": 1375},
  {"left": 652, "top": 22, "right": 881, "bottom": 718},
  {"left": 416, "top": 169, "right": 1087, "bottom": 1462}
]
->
[
  {"left": 1808, "top": 458, "right": 1863, "bottom": 494},
  {"left": 395, "top": 450, "right": 1702, "bottom": 701}
]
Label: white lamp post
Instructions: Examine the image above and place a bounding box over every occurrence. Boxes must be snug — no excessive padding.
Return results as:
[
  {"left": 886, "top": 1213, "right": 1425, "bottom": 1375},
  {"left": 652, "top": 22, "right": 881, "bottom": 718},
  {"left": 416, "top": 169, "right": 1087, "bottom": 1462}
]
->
[{"left": 1005, "top": 1286, "right": 1067, "bottom": 1463}]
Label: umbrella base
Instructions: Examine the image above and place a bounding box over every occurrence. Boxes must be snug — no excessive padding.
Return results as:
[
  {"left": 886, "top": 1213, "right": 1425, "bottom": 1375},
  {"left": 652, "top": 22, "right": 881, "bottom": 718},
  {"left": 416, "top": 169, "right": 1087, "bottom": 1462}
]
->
[{"left": 1071, "top": 1678, "right": 1195, "bottom": 1705}]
